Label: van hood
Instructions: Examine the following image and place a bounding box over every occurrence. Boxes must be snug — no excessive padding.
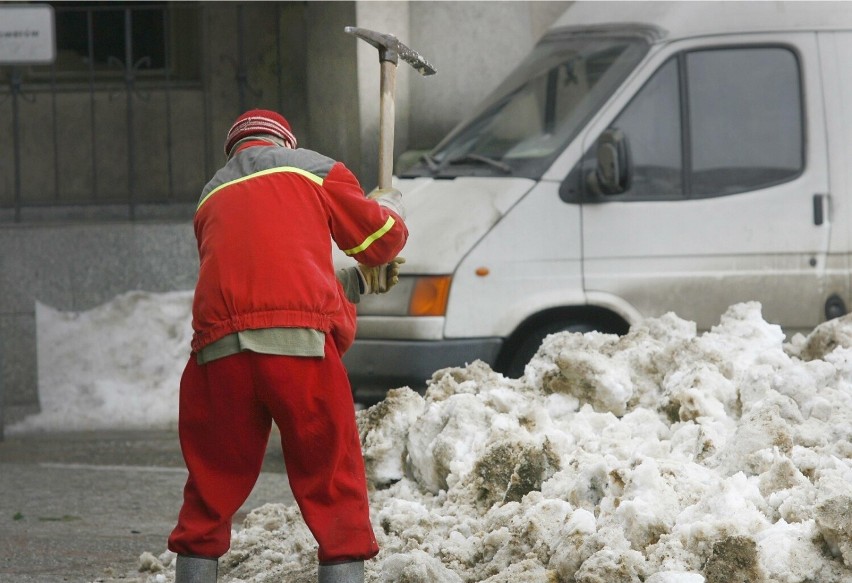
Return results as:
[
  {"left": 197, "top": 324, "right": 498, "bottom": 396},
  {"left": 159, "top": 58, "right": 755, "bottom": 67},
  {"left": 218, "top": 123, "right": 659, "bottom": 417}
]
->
[{"left": 335, "top": 177, "right": 536, "bottom": 274}]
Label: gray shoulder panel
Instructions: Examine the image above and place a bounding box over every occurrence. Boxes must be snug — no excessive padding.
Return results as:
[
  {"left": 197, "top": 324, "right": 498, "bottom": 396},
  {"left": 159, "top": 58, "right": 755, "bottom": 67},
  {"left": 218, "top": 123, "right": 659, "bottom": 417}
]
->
[
  {"left": 200, "top": 146, "right": 337, "bottom": 201},
  {"left": 270, "top": 148, "right": 336, "bottom": 178}
]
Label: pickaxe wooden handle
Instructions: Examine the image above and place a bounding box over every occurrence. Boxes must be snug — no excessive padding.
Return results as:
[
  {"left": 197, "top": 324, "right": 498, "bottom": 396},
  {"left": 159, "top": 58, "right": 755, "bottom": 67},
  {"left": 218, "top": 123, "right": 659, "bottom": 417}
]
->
[{"left": 345, "top": 26, "right": 436, "bottom": 190}]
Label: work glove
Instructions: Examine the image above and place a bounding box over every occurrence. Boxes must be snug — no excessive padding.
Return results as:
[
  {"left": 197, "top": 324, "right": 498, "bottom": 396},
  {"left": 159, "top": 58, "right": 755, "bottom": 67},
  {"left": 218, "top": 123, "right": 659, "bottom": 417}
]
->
[
  {"left": 357, "top": 257, "right": 406, "bottom": 294},
  {"left": 367, "top": 187, "right": 406, "bottom": 220}
]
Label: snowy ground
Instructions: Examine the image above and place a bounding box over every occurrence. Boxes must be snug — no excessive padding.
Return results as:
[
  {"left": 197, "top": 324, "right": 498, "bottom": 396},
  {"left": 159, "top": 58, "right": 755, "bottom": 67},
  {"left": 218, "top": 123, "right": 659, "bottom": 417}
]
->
[{"left": 11, "top": 292, "right": 852, "bottom": 582}]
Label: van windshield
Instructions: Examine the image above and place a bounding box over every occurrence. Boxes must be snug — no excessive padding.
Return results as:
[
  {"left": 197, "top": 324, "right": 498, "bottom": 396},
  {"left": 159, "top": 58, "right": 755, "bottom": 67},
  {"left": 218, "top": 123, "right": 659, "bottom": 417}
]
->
[{"left": 402, "top": 32, "right": 650, "bottom": 180}]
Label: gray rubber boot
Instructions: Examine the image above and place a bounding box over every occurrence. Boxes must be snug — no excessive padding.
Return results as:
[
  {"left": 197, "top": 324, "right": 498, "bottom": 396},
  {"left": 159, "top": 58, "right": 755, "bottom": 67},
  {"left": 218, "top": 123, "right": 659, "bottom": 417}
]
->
[
  {"left": 318, "top": 560, "right": 365, "bottom": 583},
  {"left": 175, "top": 555, "right": 218, "bottom": 583}
]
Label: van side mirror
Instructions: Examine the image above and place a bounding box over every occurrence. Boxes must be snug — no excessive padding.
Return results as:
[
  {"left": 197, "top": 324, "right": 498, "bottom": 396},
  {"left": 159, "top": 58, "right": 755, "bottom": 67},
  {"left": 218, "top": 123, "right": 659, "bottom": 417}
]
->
[{"left": 588, "top": 128, "right": 631, "bottom": 196}]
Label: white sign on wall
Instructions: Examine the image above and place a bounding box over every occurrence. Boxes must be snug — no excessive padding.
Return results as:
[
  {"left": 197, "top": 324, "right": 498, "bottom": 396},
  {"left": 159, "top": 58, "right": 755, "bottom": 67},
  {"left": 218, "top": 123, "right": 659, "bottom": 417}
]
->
[{"left": 0, "top": 4, "right": 56, "bottom": 65}]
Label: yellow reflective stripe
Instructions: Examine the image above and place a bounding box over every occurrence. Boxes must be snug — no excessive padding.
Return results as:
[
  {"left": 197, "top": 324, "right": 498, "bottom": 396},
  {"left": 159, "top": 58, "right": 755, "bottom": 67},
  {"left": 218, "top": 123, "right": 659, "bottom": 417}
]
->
[
  {"left": 196, "top": 166, "right": 324, "bottom": 211},
  {"left": 343, "top": 216, "right": 396, "bottom": 256}
]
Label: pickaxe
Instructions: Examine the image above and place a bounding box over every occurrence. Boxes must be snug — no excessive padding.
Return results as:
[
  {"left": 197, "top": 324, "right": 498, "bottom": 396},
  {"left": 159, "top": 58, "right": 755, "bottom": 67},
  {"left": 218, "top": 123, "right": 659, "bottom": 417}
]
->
[{"left": 345, "top": 26, "right": 436, "bottom": 189}]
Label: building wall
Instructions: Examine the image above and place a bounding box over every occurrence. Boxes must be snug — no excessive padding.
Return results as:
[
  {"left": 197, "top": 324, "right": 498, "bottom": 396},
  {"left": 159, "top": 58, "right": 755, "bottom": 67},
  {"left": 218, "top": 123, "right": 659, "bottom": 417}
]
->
[
  {"left": 0, "top": 222, "right": 198, "bottom": 425},
  {"left": 305, "top": 2, "right": 362, "bottom": 177},
  {"left": 0, "top": 0, "right": 571, "bottom": 428}
]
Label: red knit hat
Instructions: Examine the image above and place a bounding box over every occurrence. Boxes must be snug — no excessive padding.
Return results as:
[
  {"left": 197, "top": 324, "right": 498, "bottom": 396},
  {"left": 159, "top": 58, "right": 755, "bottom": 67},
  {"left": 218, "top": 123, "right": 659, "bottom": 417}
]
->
[{"left": 224, "top": 109, "right": 297, "bottom": 156}]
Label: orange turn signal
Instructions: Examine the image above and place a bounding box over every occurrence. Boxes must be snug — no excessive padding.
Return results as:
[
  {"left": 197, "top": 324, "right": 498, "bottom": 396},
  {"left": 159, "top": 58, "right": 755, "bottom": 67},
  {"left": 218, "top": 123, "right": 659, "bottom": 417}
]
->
[{"left": 409, "top": 275, "right": 452, "bottom": 316}]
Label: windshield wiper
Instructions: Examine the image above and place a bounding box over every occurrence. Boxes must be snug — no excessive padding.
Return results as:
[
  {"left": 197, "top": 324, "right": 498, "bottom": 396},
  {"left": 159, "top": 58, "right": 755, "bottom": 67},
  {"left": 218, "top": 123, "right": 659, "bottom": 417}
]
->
[
  {"left": 448, "top": 153, "right": 512, "bottom": 174},
  {"left": 420, "top": 153, "right": 440, "bottom": 173}
]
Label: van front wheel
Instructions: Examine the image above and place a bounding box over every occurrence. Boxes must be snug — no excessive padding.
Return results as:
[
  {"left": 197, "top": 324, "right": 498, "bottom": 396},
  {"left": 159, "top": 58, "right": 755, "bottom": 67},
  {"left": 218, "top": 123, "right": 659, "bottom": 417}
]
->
[{"left": 497, "top": 320, "right": 595, "bottom": 379}]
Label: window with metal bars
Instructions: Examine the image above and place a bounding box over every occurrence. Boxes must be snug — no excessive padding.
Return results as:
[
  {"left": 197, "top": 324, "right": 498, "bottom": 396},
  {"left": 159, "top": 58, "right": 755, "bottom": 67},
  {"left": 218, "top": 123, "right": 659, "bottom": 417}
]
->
[
  {"left": 1, "top": 1, "right": 200, "bottom": 85},
  {"left": 0, "top": 1, "right": 206, "bottom": 221}
]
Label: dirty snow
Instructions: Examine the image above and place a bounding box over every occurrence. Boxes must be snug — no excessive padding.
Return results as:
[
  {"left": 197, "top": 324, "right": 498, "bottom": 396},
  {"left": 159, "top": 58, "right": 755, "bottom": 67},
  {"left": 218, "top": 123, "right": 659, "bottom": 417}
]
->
[{"left": 11, "top": 292, "right": 852, "bottom": 582}]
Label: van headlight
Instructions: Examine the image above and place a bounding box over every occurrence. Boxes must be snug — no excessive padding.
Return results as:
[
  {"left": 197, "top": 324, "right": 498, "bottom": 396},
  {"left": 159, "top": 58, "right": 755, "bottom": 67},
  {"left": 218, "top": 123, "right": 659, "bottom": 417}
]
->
[{"left": 356, "top": 275, "right": 452, "bottom": 317}]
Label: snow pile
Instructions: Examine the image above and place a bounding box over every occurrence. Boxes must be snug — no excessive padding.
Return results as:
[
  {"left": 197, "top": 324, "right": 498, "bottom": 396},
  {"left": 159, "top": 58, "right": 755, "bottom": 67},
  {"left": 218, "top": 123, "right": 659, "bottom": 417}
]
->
[
  {"left": 9, "top": 291, "right": 192, "bottom": 433},
  {"left": 10, "top": 291, "right": 851, "bottom": 581},
  {"left": 138, "top": 301, "right": 852, "bottom": 583}
]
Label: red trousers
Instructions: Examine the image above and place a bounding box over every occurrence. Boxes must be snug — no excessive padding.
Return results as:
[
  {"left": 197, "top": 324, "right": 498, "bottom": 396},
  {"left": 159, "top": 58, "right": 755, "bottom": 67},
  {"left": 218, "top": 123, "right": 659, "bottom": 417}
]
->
[{"left": 167, "top": 338, "right": 379, "bottom": 563}]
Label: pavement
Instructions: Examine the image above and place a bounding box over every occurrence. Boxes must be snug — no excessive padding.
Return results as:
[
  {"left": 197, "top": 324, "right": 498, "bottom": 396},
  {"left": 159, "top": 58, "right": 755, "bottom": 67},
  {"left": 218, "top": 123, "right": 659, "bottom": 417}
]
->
[{"left": 0, "top": 429, "right": 294, "bottom": 583}]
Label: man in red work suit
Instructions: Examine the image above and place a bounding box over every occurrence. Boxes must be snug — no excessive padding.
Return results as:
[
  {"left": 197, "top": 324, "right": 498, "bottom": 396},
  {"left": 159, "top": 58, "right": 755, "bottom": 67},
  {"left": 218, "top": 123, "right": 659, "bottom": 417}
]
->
[{"left": 168, "top": 110, "right": 408, "bottom": 583}]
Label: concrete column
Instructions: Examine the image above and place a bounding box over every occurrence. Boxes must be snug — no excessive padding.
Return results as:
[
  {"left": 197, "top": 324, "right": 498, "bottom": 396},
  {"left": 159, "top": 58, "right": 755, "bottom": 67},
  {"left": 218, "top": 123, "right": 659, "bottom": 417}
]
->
[
  {"left": 0, "top": 270, "right": 4, "bottom": 441},
  {"left": 304, "top": 2, "right": 360, "bottom": 174}
]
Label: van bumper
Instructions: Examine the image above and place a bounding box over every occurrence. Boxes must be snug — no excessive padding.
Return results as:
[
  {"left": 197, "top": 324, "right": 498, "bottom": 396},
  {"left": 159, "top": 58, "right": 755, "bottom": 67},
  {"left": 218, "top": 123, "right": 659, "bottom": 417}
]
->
[{"left": 342, "top": 338, "right": 503, "bottom": 403}]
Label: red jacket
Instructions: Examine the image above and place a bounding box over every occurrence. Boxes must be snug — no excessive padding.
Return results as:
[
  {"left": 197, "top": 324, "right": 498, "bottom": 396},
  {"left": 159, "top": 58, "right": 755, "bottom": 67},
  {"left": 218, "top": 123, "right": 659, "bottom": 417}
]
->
[{"left": 191, "top": 141, "right": 407, "bottom": 353}]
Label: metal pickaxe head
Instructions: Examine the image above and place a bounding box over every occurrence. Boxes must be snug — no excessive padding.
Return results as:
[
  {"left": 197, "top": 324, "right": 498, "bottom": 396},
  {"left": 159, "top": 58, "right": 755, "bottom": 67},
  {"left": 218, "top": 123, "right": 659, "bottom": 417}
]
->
[{"left": 344, "top": 26, "right": 436, "bottom": 76}]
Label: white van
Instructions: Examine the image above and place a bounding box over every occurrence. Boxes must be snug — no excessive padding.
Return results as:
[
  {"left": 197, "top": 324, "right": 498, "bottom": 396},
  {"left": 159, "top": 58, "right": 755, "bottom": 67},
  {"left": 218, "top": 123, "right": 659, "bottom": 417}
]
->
[{"left": 341, "top": 1, "right": 852, "bottom": 398}]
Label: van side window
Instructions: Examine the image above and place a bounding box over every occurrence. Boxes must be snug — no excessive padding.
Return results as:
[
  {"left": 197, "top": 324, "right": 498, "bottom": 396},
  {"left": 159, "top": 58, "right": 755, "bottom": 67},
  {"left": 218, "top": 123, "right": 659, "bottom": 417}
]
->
[
  {"left": 609, "top": 57, "right": 683, "bottom": 198},
  {"left": 687, "top": 48, "right": 802, "bottom": 196},
  {"left": 578, "top": 46, "right": 803, "bottom": 201}
]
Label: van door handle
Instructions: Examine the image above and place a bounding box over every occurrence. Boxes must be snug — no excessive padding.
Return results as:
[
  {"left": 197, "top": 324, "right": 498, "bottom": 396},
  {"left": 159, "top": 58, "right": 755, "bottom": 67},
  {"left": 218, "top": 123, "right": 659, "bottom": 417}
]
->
[{"left": 813, "top": 193, "right": 826, "bottom": 226}]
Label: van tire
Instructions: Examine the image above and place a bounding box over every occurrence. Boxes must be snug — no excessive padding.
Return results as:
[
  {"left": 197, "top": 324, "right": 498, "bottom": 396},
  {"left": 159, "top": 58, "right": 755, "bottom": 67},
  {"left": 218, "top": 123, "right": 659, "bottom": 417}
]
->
[{"left": 498, "top": 320, "right": 595, "bottom": 379}]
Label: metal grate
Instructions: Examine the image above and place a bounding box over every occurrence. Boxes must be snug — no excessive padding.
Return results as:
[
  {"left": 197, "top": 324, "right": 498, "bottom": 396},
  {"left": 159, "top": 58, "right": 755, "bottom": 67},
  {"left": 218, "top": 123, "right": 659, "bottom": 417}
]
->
[{"left": 0, "top": 2, "right": 206, "bottom": 222}]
